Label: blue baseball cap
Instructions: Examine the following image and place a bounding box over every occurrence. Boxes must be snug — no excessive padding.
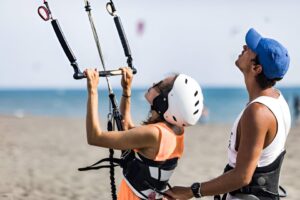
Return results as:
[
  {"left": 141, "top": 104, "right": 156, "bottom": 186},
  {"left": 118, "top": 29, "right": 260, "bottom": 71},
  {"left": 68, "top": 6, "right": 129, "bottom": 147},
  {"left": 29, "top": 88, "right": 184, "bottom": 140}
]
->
[{"left": 245, "top": 28, "right": 290, "bottom": 79}]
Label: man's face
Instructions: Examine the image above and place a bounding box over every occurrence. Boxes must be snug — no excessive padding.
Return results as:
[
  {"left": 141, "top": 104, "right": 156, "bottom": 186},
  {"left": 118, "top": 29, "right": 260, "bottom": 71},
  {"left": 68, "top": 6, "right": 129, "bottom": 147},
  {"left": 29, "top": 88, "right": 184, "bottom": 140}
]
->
[{"left": 235, "top": 45, "right": 257, "bottom": 73}]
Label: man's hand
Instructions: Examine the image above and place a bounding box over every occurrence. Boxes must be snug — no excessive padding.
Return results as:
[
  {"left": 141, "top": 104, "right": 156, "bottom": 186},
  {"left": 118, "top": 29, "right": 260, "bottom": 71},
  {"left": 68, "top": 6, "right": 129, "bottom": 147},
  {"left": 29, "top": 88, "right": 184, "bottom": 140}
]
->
[{"left": 164, "top": 186, "right": 194, "bottom": 200}]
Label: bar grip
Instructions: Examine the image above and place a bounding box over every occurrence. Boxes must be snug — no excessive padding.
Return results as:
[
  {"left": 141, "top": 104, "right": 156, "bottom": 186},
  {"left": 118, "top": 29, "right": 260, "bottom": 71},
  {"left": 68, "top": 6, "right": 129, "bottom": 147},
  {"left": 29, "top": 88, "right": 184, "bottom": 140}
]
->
[
  {"left": 72, "top": 68, "right": 137, "bottom": 80},
  {"left": 98, "top": 68, "right": 136, "bottom": 76},
  {"left": 51, "top": 20, "right": 77, "bottom": 63},
  {"left": 113, "top": 16, "right": 131, "bottom": 57}
]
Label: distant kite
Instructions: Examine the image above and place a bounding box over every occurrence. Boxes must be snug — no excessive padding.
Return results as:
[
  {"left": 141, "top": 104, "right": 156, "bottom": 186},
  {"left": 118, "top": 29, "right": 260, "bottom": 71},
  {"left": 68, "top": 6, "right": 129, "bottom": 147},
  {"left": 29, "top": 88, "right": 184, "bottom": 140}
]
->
[{"left": 136, "top": 20, "right": 145, "bottom": 36}]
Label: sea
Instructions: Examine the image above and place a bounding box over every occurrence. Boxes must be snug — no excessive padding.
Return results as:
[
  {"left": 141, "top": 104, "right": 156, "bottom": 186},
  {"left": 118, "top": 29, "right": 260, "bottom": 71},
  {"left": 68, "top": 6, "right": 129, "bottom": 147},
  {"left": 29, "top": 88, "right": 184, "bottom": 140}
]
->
[{"left": 1, "top": 87, "right": 300, "bottom": 124}]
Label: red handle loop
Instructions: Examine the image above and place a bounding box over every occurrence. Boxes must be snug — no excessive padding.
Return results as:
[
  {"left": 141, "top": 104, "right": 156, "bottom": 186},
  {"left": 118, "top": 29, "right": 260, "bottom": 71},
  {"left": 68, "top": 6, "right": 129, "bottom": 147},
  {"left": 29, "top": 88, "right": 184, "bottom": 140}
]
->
[{"left": 38, "top": 6, "right": 50, "bottom": 21}]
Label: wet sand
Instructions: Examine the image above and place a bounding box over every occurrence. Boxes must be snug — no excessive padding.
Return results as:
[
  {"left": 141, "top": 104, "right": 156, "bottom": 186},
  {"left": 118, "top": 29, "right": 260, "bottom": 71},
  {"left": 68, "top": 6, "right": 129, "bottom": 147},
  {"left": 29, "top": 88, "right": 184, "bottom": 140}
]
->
[{"left": 0, "top": 116, "right": 299, "bottom": 200}]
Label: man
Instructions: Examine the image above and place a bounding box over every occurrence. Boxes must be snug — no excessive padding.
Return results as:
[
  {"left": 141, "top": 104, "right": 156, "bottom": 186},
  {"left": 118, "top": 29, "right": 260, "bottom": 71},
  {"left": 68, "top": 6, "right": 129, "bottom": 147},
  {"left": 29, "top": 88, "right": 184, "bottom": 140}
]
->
[{"left": 165, "top": 28, "right": 291, "bottom": 200}]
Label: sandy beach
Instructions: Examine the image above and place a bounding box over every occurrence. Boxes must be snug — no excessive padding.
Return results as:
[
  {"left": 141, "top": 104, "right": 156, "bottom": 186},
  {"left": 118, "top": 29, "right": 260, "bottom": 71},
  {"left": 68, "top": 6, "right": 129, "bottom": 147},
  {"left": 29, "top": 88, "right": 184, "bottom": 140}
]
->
[{"left": 0, "top": 115, "right": 299, "bottom": 200}]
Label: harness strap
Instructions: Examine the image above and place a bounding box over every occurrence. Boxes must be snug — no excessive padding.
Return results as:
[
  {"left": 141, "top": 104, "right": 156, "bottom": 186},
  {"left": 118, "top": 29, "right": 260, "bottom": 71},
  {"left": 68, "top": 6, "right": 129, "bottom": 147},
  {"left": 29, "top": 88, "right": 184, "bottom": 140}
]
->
[
  {"left": 130, "top": 181, "right": 172, "bottom": 200},
  {"left": 213, "top": 194, "right": 227, "bottom": 200},
  {"left": 258, "top": 185, "right": 287, "bottom": 198},
  {"left": 78, "top": 157, "right": 121, "bottom": 171}
]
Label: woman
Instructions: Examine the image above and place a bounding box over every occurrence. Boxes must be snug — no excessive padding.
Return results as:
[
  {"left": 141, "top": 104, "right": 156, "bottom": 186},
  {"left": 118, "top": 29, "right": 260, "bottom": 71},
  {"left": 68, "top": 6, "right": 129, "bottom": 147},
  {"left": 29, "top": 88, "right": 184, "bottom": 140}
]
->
[{"left": 84, "top": 67, "right": 203, "bottom": 200}]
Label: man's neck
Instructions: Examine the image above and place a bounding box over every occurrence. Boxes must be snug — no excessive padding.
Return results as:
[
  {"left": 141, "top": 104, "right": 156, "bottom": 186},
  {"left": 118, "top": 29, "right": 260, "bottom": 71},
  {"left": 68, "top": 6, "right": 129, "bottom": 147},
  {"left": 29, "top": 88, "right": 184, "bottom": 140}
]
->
[{"left": 245, "top": 78, "right": 278, "bottom": 102}]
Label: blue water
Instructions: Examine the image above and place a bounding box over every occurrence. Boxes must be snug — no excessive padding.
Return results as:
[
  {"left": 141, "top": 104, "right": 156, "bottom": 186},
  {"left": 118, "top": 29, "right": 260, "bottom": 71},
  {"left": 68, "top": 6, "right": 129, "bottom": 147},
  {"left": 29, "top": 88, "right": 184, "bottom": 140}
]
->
[{"left": 0, "top": 87, "right": 299, "bottom": 123}]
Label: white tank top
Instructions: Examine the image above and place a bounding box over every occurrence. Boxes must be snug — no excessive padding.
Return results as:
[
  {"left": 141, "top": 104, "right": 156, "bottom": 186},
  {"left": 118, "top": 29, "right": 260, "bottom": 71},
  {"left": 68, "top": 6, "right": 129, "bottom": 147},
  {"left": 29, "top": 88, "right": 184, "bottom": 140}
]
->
[
  {"left": 226, "top": 91, "right": 291, "bottom": 200},
  {"left": 228, "top": 91, "right": 291, "bottom": 167}
]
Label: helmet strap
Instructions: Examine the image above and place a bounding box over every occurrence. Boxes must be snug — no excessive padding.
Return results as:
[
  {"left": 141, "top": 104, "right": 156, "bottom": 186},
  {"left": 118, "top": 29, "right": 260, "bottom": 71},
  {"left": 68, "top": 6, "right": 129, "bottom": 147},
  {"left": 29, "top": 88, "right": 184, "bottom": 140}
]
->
[{"left": 151, "top": 94, "right": 169, "bottom": 119}]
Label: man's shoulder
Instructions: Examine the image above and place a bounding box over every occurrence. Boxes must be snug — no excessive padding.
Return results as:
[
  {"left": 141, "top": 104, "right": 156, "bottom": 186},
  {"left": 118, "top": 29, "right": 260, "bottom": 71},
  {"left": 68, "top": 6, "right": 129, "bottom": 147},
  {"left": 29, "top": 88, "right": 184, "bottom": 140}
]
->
[{"left": 242, "top": 102, "right": 274, "bottom": 123}]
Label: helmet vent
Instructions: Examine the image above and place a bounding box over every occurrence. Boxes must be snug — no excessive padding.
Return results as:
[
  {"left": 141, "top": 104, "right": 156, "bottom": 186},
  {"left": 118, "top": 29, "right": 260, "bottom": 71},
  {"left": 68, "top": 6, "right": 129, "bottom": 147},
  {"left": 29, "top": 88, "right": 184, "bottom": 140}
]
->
[
  {"left": 194, "top": 91, "right": 198, "bottom": 97},
  {"left": 195, "top": 100, "right": 199, "bottom": 106},
  {"left": 173, "top": 116, "right": 177, "bottom": 122},
  {"left": 193, "top": 109, "right": 199, "bottom": 115},
  {"left": 185, "top": 79, "right": 188, "bottom": 84}
]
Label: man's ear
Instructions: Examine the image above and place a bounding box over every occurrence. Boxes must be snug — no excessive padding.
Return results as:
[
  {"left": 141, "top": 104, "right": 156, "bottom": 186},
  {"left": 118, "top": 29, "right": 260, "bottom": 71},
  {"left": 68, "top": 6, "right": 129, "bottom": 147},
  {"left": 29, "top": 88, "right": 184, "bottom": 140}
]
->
[{"left": 253, "top": 64, "right": 263, "bottom": 75}]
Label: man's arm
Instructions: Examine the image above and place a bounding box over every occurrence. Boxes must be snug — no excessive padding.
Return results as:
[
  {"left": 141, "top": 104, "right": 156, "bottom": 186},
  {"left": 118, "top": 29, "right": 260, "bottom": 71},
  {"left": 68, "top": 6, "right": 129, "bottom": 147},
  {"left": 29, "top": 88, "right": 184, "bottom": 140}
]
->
[{"left": 165, "top": 103, "right": 273, "bottom": 199}]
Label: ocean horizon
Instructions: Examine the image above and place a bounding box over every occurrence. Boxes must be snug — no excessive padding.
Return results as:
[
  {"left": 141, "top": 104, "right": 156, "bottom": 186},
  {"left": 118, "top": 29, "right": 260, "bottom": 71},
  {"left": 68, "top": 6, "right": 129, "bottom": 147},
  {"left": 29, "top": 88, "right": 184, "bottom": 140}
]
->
[{"left": 1, "top": 87, "right": 300, "bottom": 124}]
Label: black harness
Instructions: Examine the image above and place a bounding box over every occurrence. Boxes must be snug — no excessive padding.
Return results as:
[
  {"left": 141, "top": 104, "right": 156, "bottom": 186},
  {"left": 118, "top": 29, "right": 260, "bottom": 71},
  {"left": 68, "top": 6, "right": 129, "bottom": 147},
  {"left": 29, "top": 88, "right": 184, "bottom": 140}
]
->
[
  {"left": 79, "top": 150, "right": 178, "bottom": 200},
  {"left": 215, "top": 150, "right": 287, "bottom": 200}
]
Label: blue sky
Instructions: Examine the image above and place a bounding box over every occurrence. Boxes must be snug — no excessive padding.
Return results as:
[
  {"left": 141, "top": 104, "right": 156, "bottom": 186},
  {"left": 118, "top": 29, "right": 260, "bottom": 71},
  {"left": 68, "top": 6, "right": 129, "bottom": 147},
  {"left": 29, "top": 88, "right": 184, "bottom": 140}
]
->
[{"left": 0, "top": 0, "right": 299, "bottom": 88}]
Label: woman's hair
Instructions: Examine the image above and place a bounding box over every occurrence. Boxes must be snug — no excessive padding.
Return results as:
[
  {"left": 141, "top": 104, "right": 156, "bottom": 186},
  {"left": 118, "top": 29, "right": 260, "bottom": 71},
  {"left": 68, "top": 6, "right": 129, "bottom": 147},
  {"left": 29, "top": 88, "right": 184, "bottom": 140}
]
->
[
  {"left": 252, "top": 56, "right": 282, "bottom": 89},
  {"left": 143, "top": 74, "right": 178, "bottom": 125}
]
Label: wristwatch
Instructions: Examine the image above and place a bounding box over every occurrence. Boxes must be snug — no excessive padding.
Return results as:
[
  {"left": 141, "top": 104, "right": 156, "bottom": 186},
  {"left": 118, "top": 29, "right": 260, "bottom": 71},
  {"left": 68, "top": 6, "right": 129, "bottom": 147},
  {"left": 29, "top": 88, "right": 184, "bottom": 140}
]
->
[{"left": 191, "top": 182, "right": 202, "bottom": 198}]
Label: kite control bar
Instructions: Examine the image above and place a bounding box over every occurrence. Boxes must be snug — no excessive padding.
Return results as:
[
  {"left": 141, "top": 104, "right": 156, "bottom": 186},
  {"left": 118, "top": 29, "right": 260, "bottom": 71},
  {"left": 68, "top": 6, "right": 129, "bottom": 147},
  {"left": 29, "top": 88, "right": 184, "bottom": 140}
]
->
[{"left": 38, "top": 0, "right": 136, "bottom": 80}]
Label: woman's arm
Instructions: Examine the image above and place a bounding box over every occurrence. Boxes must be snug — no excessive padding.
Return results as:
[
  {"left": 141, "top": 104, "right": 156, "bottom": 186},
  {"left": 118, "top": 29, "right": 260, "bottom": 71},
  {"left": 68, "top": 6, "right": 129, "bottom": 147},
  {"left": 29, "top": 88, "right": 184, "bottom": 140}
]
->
[
  {"left": 120, "top": 67, "right": 135, "bottom": 129},
  {"left": 85, "top": 68, "right": 159, "bottom": 150},
  {"left": 165, "top": 103, "right": 271, "bottom": 199}
]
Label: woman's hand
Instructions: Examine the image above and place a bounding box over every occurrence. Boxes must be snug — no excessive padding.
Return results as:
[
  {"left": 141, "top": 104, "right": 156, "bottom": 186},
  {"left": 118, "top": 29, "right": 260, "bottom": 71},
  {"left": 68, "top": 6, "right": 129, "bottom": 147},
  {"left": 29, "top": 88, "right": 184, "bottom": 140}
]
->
[
  {"left": 84, "top": 68, "right": 99, "bottom": 92},
  {"left": 120, "top": 67, "right": 133, "bottom": 92},
  {"left": 164, "top": 186, "right": 194, "bottom": 200}
]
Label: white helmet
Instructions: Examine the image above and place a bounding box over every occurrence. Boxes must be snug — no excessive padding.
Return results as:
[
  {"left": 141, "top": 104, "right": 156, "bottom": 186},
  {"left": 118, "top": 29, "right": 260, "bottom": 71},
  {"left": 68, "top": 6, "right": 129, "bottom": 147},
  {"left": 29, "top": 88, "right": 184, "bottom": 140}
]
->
[{"left": 152, "top": 74, "right": 203, "bottom": 127}]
